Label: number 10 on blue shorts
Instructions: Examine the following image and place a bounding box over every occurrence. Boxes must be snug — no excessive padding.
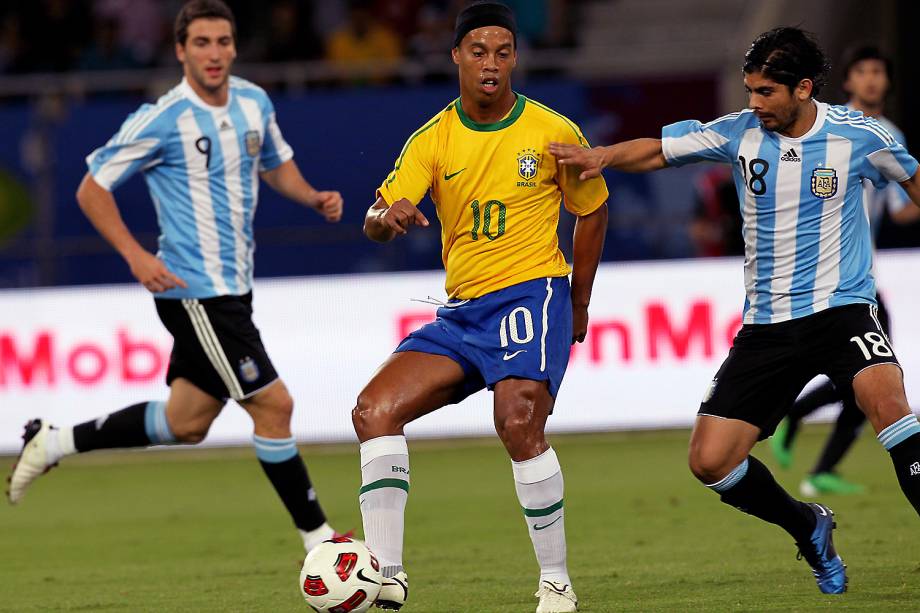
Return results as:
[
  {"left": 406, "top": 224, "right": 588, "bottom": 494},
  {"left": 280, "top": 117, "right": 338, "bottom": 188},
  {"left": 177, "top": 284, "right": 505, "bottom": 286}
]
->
[{"left": 395, "top": 276, "right": 573, "bottom": 399}]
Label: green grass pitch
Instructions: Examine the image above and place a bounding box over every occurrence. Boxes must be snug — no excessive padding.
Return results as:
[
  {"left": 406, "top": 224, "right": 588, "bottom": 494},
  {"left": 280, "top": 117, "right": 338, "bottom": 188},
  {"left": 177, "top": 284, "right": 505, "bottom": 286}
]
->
[{"left": 1, "top": 427, "right": 917, "bottom": 612}]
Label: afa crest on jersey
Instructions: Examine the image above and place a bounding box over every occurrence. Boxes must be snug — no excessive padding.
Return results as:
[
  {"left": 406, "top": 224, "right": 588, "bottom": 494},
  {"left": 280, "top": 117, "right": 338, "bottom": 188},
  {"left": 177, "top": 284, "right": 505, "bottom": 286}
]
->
[
  {"left": 516, "top": 148, "right": 540, "bottom": 187},
  {"left": 811, "top": 167, "right": 838, "bottom": 199},
  {"left": 245, "top": 130, "right": 261, "bottom": 157}
]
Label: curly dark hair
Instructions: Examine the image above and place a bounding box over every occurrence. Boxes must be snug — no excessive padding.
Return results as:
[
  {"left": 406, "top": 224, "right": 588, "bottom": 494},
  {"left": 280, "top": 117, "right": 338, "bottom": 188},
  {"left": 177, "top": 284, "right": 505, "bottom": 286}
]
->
[
  {"left": 742, "top": 27, "right": 831, "bottom": 97},
  {"left": 174, "top": 0, "right": 236, "bottom": 46}
]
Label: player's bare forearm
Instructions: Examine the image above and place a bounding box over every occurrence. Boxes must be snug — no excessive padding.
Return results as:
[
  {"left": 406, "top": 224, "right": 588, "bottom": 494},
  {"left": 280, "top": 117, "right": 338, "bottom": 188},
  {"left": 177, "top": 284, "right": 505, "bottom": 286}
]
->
[
  {"left": 364, "top": 197, "right": 429, "bottom": 243},
  {"left": 77, "top": 173, "right": 186, "bottom": 292},
  {"left": 364, "top": 199, "right": 397, "bottom": 243},
  {"left": 260, "top": 160, "right": 343, "bottom": 222},
  {"left": 550, "top": 138, "right": 667, "bottom": 180},
  {"left": 570, "top": 203, "right": 608, "bottom": 343},
  {"left": 900, "top": 172, "right": 920, "bottom": 211},
  {"left": 604, "top": 138, "right": 669, "bottom": 172},
  {"left": 261, "top": 160, "right": 317, "bottom": 204},
  {"left": 76, "top": 173, "right": 145, "bottom": 261}
]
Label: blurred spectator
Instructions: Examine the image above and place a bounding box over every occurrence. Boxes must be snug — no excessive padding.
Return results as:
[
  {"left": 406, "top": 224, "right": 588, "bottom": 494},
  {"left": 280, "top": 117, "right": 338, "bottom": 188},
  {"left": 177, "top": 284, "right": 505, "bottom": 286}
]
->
[
  {"left": 408, "top": 5, "right": 453, "bottom": 66},
  {"left": 372, "top": 0, "right": 425, "bottom": 39},
  {"left": 326, "top": 0, "right": 403, "bottom": 82},
  {"left": 263, "top": 0, "right": 323, "bottom": 62},
  {"left": 688, "top": 165, "right": 743, "bottom": 257},
  {"left": 0, "top": 14, "right": 28, "bottom": 74},
  {"left": 18, "top": 0, "right": 93, "bottom": 72},
  {"left": 502, "top": 0, "right": 568, "bottom": 48},
  {"left": 78, "top": 17, "right": 139, "bottom": 71},
  {"left": 93, "top": 0, "right": 164, "bottom": 66}
]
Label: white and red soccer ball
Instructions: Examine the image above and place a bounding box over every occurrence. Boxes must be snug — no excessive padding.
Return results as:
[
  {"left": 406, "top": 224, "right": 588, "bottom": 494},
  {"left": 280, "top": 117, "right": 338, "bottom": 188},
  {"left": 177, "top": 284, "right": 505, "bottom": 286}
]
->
[{"left": 299, "top": 537, "right": 382, "bottom": 612}]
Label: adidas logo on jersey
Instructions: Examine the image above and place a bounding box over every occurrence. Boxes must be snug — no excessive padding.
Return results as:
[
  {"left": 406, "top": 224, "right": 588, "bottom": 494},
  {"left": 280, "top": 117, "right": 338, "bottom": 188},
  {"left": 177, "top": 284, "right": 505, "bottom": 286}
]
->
[
  {"left": 219, "top": 120, "right": 232, "bottom": 131},
  {"left": 780, "top": 148, "right": 801, "bottom": 162}
]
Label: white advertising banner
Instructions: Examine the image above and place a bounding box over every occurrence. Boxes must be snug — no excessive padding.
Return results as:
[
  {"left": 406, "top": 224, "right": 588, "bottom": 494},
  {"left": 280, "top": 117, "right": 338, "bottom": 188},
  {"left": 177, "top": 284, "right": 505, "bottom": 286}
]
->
[{"left": 2, "top": 252, "right": 918, "bottom": 453}]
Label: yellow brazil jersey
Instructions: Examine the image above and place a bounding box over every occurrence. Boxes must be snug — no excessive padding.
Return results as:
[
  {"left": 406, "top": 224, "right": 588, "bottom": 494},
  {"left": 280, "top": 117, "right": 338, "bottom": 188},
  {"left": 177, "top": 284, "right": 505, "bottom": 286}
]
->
[{"left": 377, "top": 93, "right": 609, "bottom": 299}]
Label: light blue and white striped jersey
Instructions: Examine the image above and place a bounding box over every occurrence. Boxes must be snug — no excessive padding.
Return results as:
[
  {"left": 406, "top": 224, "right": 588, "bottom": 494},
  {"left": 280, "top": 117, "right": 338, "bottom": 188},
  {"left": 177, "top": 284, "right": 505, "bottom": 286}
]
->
[
  {"left": 662, "top": 102, "right": 918, "bottom": 324},
  {"left": 853, "top": 110, "right": 912, "bottom": 239},
  {"left": 86, "top": 76, "right": 293, "bottom": 299}
]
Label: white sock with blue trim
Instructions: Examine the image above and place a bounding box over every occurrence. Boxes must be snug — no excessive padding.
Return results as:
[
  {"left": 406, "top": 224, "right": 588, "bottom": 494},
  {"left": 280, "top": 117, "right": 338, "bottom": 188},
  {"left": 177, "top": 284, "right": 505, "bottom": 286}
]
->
[{"left": 512, "top": 447, "right": 570, "bottom": 586}]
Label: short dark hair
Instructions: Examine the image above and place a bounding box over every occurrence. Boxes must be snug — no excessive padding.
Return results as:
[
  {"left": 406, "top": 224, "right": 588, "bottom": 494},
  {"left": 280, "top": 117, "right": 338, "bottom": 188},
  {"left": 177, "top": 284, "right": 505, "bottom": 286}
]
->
[
  {"left": 742, "top": 27, "right": 830, "bottom": 97},
  {"left": 841, "top": 44, "right": 893, "bottom": 82},
  {"left": 174, "top": 0, "right": 236, "bottom": 46}
]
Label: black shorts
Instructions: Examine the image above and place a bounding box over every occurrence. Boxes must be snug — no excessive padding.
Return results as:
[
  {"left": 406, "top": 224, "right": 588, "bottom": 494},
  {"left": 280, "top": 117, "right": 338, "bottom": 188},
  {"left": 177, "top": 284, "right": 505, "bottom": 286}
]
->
[
  {"left": 154, "top": 292, "right": 279, "bottom": 401},
  {"left": 699, "top": 303, "right": 899, "bottom": 439}
]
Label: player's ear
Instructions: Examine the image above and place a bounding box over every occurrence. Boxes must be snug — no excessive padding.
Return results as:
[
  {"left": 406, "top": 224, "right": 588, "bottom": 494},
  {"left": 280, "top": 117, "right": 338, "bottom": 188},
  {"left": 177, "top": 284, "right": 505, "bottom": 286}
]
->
[
  {"left": 797, "top": 78, "right": 813, "bottom": 101},
  {"left": 451, "top": 46, "right": 460, "bottom": 65},
  {"left": 175, "top": 42, "right": 185, "bottom": 63}
]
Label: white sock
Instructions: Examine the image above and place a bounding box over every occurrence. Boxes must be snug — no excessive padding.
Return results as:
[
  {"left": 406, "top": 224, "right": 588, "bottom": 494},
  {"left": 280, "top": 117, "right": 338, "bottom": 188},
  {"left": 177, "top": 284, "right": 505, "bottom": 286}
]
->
[
  {"left": 359, "top": 435, "right": 409, "bottom": 577},
  {"left": 45, "top": 425, "right": 76, "bottom": 465},
  {"left": 299, "top": 522, "right": 335, "bottom": 552},
  {"left": 512, "top": 447, "right": 570, "bottom": 586}
]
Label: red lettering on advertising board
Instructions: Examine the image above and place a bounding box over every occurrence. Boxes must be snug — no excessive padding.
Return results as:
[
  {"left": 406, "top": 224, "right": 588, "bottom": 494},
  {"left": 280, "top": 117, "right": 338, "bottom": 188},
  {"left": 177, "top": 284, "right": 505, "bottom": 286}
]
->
[
  {"left": 0, "top": 330, "right": 169, "bottom": 389},
  {"left": 119, "top": 330, "right": 162, "bottom": 383},
  {"left": 0, "top": 332, "right": 54, "bottom": 386},
  {"left": 646, "top": 301, "right": 713, "bottom": 359}
]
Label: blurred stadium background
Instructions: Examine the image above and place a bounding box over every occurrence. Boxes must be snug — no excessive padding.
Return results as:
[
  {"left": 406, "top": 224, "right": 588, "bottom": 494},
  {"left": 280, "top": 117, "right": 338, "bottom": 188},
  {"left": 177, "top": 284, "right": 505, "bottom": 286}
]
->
[
  {"left": 3, "top": 1, "right": 920, "bottom": 611},
  {"left": 1, "top": 0, "right": 918, "bottom": 288}
]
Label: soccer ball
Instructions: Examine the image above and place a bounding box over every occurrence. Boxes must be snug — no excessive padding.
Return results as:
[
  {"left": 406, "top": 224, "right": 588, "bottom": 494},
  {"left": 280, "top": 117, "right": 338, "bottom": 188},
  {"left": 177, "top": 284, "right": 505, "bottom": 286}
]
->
[{"left": 299, "top": 537, "right": 382, "bottom": 612}]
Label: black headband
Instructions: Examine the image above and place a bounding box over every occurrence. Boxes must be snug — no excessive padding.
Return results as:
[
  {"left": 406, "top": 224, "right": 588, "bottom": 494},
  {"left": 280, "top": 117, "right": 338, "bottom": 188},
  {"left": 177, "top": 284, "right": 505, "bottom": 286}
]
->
[{"left": 453, "top": 2, "right": 517, "bottom": 49}]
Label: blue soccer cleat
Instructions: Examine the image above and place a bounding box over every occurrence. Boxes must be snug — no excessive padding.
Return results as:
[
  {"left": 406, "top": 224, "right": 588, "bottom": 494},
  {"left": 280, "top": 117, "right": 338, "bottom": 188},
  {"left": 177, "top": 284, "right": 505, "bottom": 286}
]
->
[{"left": 796, "top": 503, "right": 847, "bottom": 594}]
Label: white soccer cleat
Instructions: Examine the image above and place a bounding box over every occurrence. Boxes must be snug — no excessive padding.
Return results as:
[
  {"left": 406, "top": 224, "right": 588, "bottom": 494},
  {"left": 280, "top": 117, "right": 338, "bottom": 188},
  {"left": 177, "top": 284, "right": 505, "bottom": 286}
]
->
[
  {"left": 535, "top": 580, "right": 578, "bottom": 613},
  {"left": 375, "top": 570, "right": 408, "bottom": 610},
  {"left": 7, "top": 419, "right": 58, "bottom": 505}
]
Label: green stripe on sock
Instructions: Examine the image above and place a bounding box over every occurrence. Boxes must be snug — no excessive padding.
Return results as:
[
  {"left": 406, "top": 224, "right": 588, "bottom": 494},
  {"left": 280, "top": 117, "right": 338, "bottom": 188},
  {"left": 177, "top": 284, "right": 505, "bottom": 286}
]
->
[
  {"left": 522, "top": 499, "right": 564, "bottom": 517},
  {"left": 359, "top": 478, "right": 410, "bottom": 495}
]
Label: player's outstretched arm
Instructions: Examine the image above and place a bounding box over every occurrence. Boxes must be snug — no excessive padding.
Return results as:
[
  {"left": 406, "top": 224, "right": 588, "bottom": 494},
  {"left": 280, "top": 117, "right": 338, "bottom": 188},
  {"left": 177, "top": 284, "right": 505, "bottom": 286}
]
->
[
  {"left": 549, "top": 138, "right": 668, "bottom": 179},
  {"left": 76, "top": 173, "right": 186, "bottom": 293},
  {"left": 260, "top": 159, "right": 343, "bottom": 222},
  {"left": 570, "top": 203, "right": 608, "bottom": 344},
  {"left": 364, "top": 197, "right": 429, "bottom": 243}
]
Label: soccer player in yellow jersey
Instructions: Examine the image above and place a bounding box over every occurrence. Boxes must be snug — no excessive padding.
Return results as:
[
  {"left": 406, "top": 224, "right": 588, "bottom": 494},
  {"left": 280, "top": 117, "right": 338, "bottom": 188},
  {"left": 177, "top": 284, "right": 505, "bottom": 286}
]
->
[{"left": 351, "top": 3, "right": 608, "bottom": 611}]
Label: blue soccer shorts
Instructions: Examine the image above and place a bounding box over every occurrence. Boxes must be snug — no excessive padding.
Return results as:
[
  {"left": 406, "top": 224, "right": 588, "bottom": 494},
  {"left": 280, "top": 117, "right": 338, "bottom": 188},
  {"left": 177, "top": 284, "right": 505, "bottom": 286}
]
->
[{"left": 395, "top": 276, "right": 573, "bottom": 400}]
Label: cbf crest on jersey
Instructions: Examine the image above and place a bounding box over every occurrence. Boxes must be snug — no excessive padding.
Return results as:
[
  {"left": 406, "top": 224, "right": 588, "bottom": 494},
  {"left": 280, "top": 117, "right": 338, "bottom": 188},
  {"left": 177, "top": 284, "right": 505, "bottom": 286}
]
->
[
  {"left": 517, "top": 148, "right": 540, "bottom": 187},
  {"left": 244, "top": 130, "right": 261, "bottom": 157},
  {"left": 811, "top": 167, "right": 838, "bottom": 199}
]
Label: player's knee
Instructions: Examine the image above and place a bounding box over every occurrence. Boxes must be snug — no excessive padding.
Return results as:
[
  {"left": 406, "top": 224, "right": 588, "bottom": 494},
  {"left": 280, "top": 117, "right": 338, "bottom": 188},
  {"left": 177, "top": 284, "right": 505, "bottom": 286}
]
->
[
  {"left": 267, "top": 391, "right": 294, "bottom": 422},
  {"left": 687, "top": 446, "right": 732, "bottom": 484},
  {"left": 352, "top": 389, "right": 399, "bottom": 436},
  {"left": 868, "top": 394, "right": 911, "bottom": 430},
  {"left": 171, "top": 420, "right": 212, "bottom": 444},
  {"left": 494, "top": 410, "right": 543, "bottom": 452}
]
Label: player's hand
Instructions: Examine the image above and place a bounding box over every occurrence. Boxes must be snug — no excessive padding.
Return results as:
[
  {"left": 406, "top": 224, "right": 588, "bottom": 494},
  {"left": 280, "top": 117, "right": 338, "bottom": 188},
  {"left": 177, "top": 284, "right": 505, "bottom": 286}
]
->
[
  {"left": 572, "top": 304, "right": 589, "bottom": 344},
  {"left": 312, "top": 190, "right": 343, "bottom": 223},
  {"left": 127, "top": 250, "right": 187, "bottom": 293},
  {"left": 383, "top": 200, "right": 429, "bottom": 236},
  {"left": 549, "top": 142, "right": 609, "bottom": 180}
]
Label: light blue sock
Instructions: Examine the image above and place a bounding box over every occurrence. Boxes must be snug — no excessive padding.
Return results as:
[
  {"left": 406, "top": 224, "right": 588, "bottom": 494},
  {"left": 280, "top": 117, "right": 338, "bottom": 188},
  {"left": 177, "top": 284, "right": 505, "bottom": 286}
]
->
[
  {"left": 253, "top": 434, "right": 298, "bottom": 463},
  {"left": 143, "top": 401, "right": 176, "bottom": 444},
  {"left": 704, "top": 458, "right": 749, "bottom": 493},
  {"left": 878, "top": 415, "right": 920, "bottom": 450}
]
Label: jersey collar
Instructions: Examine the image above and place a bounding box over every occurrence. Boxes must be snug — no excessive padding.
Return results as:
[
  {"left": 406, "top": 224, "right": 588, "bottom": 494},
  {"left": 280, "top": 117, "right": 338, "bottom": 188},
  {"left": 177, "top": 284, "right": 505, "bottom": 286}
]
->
[
  {"left": 180, "top": 77, "right": 231, "bottom": 112},
  {"left": 454, "top": 93, "right": 526, "bottom": 132},
  {"left": 775, "top": 100, "right": 827, "bottom": 142}
]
